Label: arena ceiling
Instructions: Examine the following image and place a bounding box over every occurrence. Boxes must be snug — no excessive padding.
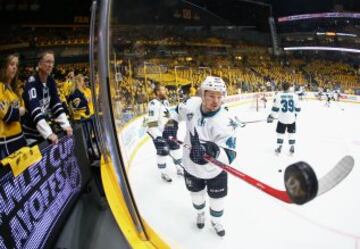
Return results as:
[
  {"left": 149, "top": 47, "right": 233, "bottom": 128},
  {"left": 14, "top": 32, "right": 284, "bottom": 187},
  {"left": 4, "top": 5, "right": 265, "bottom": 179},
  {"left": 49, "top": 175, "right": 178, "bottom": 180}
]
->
[{"left": 0, "top": 0, "right": 359, "bottom": 26}]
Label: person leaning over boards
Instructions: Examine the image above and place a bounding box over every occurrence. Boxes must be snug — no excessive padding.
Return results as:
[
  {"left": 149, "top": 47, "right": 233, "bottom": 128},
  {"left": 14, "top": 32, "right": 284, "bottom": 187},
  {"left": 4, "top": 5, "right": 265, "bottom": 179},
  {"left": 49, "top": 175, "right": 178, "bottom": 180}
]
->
[
  {"left": 67, "top": 74, "right": 99, "bottom": 158},
  {"left": 0, "top": 54, "right": 27, "bottom": 160},
  {"left": 22, "top": 51, "right": 72, "bottom": 145}
]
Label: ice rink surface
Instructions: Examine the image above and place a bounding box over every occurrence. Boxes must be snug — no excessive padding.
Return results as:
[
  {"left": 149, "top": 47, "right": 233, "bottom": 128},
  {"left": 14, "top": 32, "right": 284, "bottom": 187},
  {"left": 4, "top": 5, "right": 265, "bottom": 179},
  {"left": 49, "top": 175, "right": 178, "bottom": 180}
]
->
[{"left": 128, "top": 99, "right": 360, "bottom": 249}]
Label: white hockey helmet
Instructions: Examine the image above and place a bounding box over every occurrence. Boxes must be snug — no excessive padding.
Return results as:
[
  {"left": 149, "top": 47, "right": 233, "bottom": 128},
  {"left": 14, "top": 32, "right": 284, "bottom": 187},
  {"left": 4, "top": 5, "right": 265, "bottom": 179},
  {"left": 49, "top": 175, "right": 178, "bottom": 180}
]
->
[{"left": 200, "top": 76, "right": 227, "bottom": 98}]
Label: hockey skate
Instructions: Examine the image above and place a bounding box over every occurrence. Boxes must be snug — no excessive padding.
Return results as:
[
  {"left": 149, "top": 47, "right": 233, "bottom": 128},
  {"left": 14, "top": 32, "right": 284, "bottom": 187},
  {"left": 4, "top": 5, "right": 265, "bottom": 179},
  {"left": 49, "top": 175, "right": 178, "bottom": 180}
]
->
[
  {"left": 196, "top": 212, "right": 205, "bottom": 229},
  {"left": 211, "top": 221, "right": 225, "bottom": 237},
  {"left": 161, "top": 173, "right": 172, "bottom": 183},
  {"left": 289, "top": 145, "right": 295, "bottom": 155},
  {"left": 275, "top": 145, "right": 282, "bottom": 155}
]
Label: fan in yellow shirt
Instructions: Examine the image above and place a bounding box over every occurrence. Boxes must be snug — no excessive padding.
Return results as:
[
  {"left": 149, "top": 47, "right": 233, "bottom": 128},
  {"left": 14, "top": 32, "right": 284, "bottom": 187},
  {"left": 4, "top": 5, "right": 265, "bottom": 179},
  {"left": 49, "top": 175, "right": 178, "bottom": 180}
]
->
[{"left": 0, "top": 54, "right": 27, "bottom": 160}]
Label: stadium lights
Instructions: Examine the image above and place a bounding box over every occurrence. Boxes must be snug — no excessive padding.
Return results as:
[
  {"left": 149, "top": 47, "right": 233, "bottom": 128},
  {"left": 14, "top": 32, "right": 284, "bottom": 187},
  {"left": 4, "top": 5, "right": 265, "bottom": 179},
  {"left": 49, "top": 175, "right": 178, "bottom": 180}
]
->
[
  {"left": 336, "top": 32, "right": 357, "bottom": 37},
  {"left": 316, "top": 32, "right": 357, "bottom": 37},
  {"left": 278, "top": 12, "right": 360, "bottom": 22},
  {"left": 284, "top": 46, "right": 360, "bottom": 53}
]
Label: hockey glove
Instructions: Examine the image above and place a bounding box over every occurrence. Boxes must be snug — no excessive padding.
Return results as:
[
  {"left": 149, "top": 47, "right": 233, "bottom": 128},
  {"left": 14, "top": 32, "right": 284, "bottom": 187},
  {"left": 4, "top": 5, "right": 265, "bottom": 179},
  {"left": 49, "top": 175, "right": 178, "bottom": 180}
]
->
[
  {"left": 189, "top": 128, "right": 220, "bottom": 165},
  {"left": 267, "top": 114, "right": 274, "bottom": 123},
  {"left": 163, "top": 120, "right": 178, "bottom": 140},
  {"left": 163, "top": 120, "right": 180, "bottom": 150},
  {"left": 153, "top": 136, "right": 169, "bottom": 156}
]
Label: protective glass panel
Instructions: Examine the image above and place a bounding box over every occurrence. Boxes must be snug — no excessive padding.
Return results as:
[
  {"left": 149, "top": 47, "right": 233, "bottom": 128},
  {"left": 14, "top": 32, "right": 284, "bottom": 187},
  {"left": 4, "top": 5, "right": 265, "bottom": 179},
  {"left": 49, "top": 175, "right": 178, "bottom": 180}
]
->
[{"left": 106, "top": 1, "right": 359, "bottom": 248}]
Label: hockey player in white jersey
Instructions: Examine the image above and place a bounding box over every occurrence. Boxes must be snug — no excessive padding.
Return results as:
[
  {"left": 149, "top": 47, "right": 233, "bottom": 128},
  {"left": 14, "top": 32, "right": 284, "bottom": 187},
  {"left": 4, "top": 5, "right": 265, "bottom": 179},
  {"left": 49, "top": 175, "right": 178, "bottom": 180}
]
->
[
  {"left": 267, "top": 82, "right": 301, "bottom": 154},
  {"left": 325, "top": 88, "right": 335, "bottom": 107},
  {"left": 317, "top": 87, "right": 324, "bottom": 101},
  {"left": 147, "top": 84, "right": 183, "bottom": 183},
  {"left": 333, "top": 88, "right": 340, "bottom": 101},
  {"left": 171, "top": 76, "right": 237, "bottom": 237},
  {"left": 296, "top": 85, "right": 305, "bottom": 100}
]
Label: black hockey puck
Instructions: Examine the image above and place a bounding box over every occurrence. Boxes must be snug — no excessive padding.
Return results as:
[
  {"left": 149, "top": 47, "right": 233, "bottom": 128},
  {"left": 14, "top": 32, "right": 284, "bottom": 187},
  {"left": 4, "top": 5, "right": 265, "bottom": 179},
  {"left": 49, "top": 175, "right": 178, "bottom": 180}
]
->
[
  {"left": 284, "top": 161, "right": 318, "bottom": 205},
  {"left": 278, "top": 169, "right": 282, "bottom": 173}
]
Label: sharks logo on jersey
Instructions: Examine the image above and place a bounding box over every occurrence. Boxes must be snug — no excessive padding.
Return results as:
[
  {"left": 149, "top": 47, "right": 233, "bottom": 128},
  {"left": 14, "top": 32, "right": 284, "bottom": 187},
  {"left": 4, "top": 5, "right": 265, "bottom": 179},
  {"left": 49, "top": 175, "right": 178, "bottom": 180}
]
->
[
  {"left": 228, "top": 118, "right": 239, "bottom": 130},
  {"left": 186, "top": 113, "right": 194, "bottom": 121},
  {"left": 163, "top": 109, "right": 170, "bottom": 118},
  {"left": 197, "top": 117, "right": 206, "bottom": 126},
  {"left": 225, "top": 137, "right": 236, "bottom": 149}
]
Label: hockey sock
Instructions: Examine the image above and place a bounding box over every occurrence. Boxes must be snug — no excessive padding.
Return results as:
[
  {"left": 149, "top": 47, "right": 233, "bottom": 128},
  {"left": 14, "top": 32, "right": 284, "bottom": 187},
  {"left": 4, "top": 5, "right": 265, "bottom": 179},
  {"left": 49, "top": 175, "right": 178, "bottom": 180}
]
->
[
  {"left": 209, "top": 197, "right": 225, "bottom": 236},
  {"left": 276, "top": 133, "right": 284, "bottom": 147},
  {"left": 157, "top": 155, "right": 168, "bottom": 173},
  {"left": 288, "top": 133, "right": 296, "bottom": 145},
  {"left": 170, "top": 148, "right": 182, "bottom": 165},
  {"left": 191, "top": 189, "right": 206, "bottom": 213},
  {"left": 209, "top": 197, "right": 224, "bottom": 224}
]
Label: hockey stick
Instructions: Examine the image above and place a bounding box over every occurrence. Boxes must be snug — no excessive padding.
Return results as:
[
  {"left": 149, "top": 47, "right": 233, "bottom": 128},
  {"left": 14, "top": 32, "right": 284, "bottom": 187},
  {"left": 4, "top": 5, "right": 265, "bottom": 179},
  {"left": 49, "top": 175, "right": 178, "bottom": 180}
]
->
[
  {"left": 235, "top": 117, "right": 266, "bottom": 124},
  {"left": 172, "top": 138, "right": 354, "bottom": 205},
  {"left": 317, "top": 155, "right": 353, "bottom": 196},
  {"left": 233, "top": 116, "right": 246, "bottom": 127},
  {"left": 235, "top": 116, "right": 276, "bottom": 125}
]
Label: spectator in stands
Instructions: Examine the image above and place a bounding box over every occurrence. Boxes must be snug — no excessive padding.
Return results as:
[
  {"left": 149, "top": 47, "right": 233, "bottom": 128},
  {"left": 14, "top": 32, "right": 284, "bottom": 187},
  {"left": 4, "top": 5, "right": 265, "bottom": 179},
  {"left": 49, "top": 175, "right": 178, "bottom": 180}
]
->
[
  {"left": 22, "top": 51, "right": 72, "bottom": 145},
  {"left": 0, "top": 54, "right": 27, "bottom": 159},
  {"left": 65, "top": 71, "right": 75, "bottom": 95},
  {"left": 189, "top": 84, "right": 197, "bottom": 96},
  {"left": 56, "top": 74, "right": 69, "bottom": 115},
  {"left": 67, "top": 74, "right": 90, "bottom": 121},
  {"left": 68, "top": 74, "right": 100, "bottom": 156}
]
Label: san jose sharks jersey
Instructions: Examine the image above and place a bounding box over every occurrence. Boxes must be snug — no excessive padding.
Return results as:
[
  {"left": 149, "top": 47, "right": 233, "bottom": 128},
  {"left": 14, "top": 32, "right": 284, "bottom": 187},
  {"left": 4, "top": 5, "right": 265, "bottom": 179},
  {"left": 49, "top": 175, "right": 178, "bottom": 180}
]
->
[
  {"left": 271, "top": 91, "right": 301, "bottom": 124},
  {"left": 147, "top": 98, "right": 172, "bottom": 138},
  {"left": 173, "top": 97, "right": 238, "bottom": 179},
  {"left": 271, "top": 92, "right": 301, "bottom": 124},
  {"left": 22, "top": 74, "right": 69, "bottom": 140}
]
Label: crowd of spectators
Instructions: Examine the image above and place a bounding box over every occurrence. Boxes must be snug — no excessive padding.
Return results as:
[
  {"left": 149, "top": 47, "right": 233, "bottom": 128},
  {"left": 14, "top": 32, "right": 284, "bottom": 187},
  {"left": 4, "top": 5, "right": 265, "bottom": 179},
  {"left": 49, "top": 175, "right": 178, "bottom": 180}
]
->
[
  {"left": 1, "top": 33, "right": 359, "bottom": 160},
  {"left": 112, "top": 49, "right": 359, "bottom": 124},
  {"left": 0, "top": 51, "right": 99, "bottom": 162},
  {"left": 0, "top": 27, "right": 89, "bottom": 48}
]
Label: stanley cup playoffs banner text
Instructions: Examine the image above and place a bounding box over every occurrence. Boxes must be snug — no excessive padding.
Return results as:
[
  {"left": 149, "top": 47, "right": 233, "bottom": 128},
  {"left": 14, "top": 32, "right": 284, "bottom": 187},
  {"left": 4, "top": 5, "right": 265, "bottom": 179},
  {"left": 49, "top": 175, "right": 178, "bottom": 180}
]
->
[{"left": 0, "top": 136, "right": 83, "bottom": 249}]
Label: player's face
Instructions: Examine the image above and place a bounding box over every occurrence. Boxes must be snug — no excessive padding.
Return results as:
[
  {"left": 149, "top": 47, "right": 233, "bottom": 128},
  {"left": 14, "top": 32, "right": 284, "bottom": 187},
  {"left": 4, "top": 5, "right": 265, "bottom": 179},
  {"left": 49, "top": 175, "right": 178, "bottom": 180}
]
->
[
  {"left": 6, "top": 56, "right": 18, "bottom": 82},
  {"left": 156, "top": 86, "right": 167, "bottom": 99},
  {"left": 203, "top": 90, "right": 222, "bottom": 112},
  {"left": 39, "top": 53, "right": 55, "bottom": 76}
]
